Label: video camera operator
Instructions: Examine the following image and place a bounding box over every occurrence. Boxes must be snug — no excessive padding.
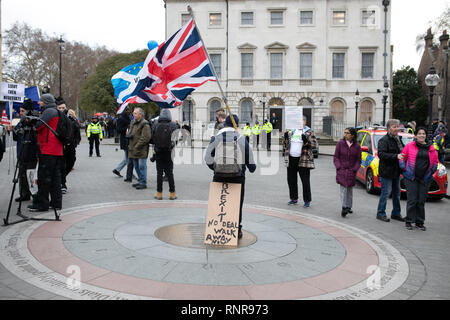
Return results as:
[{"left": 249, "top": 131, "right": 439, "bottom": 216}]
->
[
  {"left": 9, "top": 100, "right": 40, "bottom": 202},
  {"left": 27, "top": 93, "right": 63, "bottom": 212}
]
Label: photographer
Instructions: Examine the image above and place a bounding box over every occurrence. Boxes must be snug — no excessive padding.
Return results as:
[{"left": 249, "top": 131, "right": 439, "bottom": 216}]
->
[
  {"left": 28, "top": 93, "right": 63, "bottom": 212},
  {"left": 10, "top": 100, "right": 39, "bottom": 202}
]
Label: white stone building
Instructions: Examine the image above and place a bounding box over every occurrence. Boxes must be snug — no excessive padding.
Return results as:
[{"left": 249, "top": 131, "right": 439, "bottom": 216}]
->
[{"left": 164, "top": 0, "right": 392, "bottom": 135}]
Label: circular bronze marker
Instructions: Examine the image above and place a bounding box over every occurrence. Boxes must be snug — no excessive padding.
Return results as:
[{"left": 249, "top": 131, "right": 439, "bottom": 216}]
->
[{"left": 154, "top": 223, "right": 257, "bottom": 249}]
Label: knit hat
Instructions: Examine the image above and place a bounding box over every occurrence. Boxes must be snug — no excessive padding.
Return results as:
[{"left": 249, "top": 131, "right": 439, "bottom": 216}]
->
[
  {"left": 225, "top": 114, "right": 239, "bottom": 127},
  {"left": 21, "top": 99, "right": 34, "bottom": 111},
  {"left": 39, "top": 93, "right": 55, "bottom": 106}
]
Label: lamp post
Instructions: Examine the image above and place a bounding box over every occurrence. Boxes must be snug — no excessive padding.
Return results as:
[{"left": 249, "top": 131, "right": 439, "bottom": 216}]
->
[
  {"left": 382, "top": 0, "right": 390, "bottom": 126},
  {"left": 262, "top": 93, "right": 266, "bottom": 123},
  {"left": 425, "top": 66, "right": 440, "bottom": 143},
  {"left": 57, "top": 36, "right": 65, "bottom": 97},
  {"left": 382, "top": 82, "right": 390, "bottom": 126},
  {"left": 354, "top": 89, "right": 360, "bottom": 127}
]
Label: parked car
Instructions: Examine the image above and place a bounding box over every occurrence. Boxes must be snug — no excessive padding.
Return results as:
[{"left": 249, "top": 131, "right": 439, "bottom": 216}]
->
[{"left": 356, "top": 127, "right": 448, "bottom": 200}]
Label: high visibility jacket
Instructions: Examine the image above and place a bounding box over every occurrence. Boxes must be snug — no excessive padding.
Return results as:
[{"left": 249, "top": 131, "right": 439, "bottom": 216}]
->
[
  {"left": 243, "top": 126, "right": 252, "bottom": 137},
  {"left": 252, "top": 124, "right": 261, "bottom": 136},
  {"left": 433, "top": 136, "right": 444, "bottom": 152},
  {"left": 263, "top": 122, "right": 273, "bottom": 133},
  {"left": 407, "top": 128, "right": 414, "bottom": 135},
  {"left": 87, "top": 122, "right": 103, "bottom": 139}
]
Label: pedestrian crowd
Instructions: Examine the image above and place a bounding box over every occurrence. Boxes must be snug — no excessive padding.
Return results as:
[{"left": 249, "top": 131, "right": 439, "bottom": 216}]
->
[{"left": 1, "top": 95, "right": 448, "bottom": 236}]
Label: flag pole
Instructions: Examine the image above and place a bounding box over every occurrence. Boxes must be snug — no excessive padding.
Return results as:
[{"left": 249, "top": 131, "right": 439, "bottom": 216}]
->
[{"left": 187, "top": 5, "right": 238, "bottom": 132}]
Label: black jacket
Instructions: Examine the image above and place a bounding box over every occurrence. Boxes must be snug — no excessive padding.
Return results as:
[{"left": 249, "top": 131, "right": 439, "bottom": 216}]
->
[
  {"left": 116, "top": 112, "right": 131, "bottom": 150},
  {"left": 378, "top": 133, "right": 404, "bottom": 179}
]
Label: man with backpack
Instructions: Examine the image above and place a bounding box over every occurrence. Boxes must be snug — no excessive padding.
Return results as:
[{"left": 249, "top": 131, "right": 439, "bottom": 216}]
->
[
  {"left": 204, "top": 114, "right": 257, "bottom": 239},
  {"left": 152, "top": 109, "right": 179, "bottom": 200},
  {"left": 28, "top": 93, "right": 63, "bottom": 212}
]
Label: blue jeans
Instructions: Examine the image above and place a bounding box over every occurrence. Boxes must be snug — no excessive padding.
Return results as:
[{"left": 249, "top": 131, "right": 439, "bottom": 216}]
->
[
  {"left": 131, "top": 158, "right": 147, "bottom": 186},
  {"left": 377, "top": 176, "right": 402, "bottom": 217},
  {"left": 115, "top": 150, "right": 128, "bottom": 172}
]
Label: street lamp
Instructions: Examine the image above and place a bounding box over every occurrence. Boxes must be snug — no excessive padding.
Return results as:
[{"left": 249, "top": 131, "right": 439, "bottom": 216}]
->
[
  {"left": 382, "top": 0, "right": 390, "bottom": 126},
  {"left": 57, "top": 36, "right": 65, "bottom": 97},
  {"left": 425, "top": 66, "right": 440, "bottom": 143},
  {"left": 354, "top": 89, "right": 360, "bottom": 127},
  {"left": 382, "top": 82, "right": 390, "bottom": 126},
  {"left": 262, "top": 93, "right": 266, "bottom": 123}
]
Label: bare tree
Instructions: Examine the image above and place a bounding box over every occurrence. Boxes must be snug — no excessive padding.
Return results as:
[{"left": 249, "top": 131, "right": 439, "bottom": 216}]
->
[
  {"left": 416, "top": 5, "right": 450, "bottom": 55},
  {"left": 1, "top": 22, "right": 117, "bottom": 112}
]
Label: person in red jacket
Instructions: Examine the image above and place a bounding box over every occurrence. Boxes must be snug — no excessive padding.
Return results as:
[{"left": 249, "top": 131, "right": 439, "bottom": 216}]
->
[
  {"left": 333, "top": 127, "right": 361, "bottom": 217},
  {"left": 28, "top": 93, "right": 63, "bottom": 212}
]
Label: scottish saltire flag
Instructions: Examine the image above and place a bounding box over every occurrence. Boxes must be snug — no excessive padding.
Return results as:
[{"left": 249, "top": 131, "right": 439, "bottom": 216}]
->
[
  {"left": 111, "top": 62, "right": 145, "bottom": 105},
  {"left": 114, "top": 18, "right": 216, "bottom": 114}
]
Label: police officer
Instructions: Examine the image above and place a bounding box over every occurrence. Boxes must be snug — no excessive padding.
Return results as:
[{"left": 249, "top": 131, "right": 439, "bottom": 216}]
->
[
  {"left": 263, "top": 119, "right": 273, "bottom": 151},
  {"left": 87, "top": 116, "right": 103, "bottom": 157},
  {"left": 252, "top": 121, "right": 261, "bottom": 150},
  {"left": 243, "top": 122, "right": 252, "bottom": 144}
]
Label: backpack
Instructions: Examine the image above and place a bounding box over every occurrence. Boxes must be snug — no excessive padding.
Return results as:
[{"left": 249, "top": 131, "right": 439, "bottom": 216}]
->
[
  {"left": 55, "top": 110, "right": 74, "bottom": 146},
  {"left": 153, "top": 121, "right": 173, "bottom": 150},
  {"left": 213, "top": 134, "right": 242, "bottom": 178}
]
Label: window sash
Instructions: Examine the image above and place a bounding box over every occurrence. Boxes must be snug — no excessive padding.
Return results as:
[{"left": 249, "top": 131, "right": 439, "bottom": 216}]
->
[
  {"left": 333, "top": 11, "right": 346, "bottom": 25},
  {"left": 362, "top": 10, "right": 376, "bottom": 25},
  {"left": 331, "top": 101, "right": 344, "bottom": 121},
  {"left": 209, "top": 13, "right": 222, "bottom": 26},
  {"left": 181, "top": 14, "right": 191, "bottom": 26},
  {"left": 300, "top": 53, "right": 312, "bottom": 79},
  {"left": 210, "top": 100, "right": 221, "bottom": 122},
  {"left": 271, "top": 11, "right": 283, "bottom": 25},
  {"left": 210, "top": 54, "right": 222, "bottom": 78},
  {"left": 270, "top": 53, "right": 283, "bottom": 79},
  {"left": 241, "top": 12, "right": 254, "bottom": 25},
  {"left": 332, "top": 53, "right": 345, "bottom": 78},
  {"left": 361, "top": 53, "right": 374, "bottom": 78},
  {"left": 241, "top": 100, "right": 253, "bottom": 122},
  {"left": 300, "top": 11, "right": 313, "bottom": 24},
  {"left": 241, "top": 53, "right": 254, "bottom": 78}
]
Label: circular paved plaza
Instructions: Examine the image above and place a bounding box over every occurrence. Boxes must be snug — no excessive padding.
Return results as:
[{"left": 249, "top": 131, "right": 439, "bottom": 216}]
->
[{"left": 0, "top": 200, "right": 410, "bottom": 300}]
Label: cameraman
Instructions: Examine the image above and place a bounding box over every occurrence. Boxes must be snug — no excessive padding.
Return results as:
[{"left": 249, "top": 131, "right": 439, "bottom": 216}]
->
[
  {"left": 28, "top": 93, "right": 63, "bottom": 212},
  {"left": 10, "top": 100, "right": 39, "bottom": 202}
]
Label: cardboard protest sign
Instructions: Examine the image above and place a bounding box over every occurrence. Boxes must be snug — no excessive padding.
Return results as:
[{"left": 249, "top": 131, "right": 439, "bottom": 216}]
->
[{"left": 204, "top": 182, "right": 241, "bottom": 247}]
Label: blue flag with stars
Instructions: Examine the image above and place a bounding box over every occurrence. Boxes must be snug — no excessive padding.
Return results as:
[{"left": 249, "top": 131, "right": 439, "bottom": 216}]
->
[
  {"left": 12, "top": 86, "right": 40, "bottom": 112},
  {"left": 111, "top": 62, "right": 145, "bottom": 105}
]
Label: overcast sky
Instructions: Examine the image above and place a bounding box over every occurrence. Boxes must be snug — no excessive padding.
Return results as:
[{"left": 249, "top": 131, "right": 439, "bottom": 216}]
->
[{"left": 1, "top": 0, "right": 449, "bottom": 72}]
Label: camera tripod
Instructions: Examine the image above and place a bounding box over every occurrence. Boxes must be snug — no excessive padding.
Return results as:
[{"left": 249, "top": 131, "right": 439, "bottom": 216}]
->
[{"left": 3, "top": 118, "right": 61, "bottom": 226}]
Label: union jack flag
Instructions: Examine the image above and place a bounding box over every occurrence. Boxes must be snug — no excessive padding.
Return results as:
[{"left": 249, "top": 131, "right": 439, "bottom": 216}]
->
[{"left": 114, "top": 18, "right": 216, "bottom": 114}]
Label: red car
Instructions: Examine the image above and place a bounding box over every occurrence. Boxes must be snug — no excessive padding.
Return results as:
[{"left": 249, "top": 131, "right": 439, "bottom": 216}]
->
[{"left": 356, "top": 128, "right": 448, "bottom": 200}]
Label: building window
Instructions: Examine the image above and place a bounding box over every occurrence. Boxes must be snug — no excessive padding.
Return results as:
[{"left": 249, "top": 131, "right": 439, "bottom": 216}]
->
[
  {"left": 241, "top": 100, "right": 253, "bottom": 123},
  {"left": 362, "top": 10, "right": 376, "bottom": 26},
  {"left": 331, "top": 100, "right": 344, "bottom": 121},
  {"left": 241, "top": 12, "right": 254, "bottom": 25},
  {"left": 332, "top": 53, "right": 345, "bottom": 79},
  {"left": 333, "top": 11, "right": 346, "bottom": 25},
  {"left": 182, "top": 100, "right": 194, "bottom": 123},
  {"left": 241, "top": 53, "right": 253, "bottom": 78},
  {"left": 361, "top": 53, "right": 374, "bottom": 79},
  {"left": 270, "top": 53, "right": 283, "bottom": 79},
  {"left": 181, "top": 13, "right": 191, "bottom": 26},
  {"left": 209, "top": 99, "right": 222, "bottom": 122},
  {"left": 209, "top": 13, "right": 222, "bottom": 26},
  {"left": 360, "top": 100, "right": 373, "bottom": 122},
  {"left": 300, "top": 11, "right": 313, "bottom": 25},
  {"left": 300, "top": 53, "right": 313, "bottom": 79},
  {"left": 210, "top": 54, "right": 222, "bottom": 79},
  {"left": 270, "top": 11, "right": 284, "bottom": 25}
]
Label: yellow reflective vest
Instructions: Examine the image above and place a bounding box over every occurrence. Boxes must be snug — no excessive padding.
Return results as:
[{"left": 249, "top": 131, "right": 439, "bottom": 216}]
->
[
  {"left": 263, "top": 122, "right": 273, "bottom": 133},
  {"left": 433, "top": 136, "right": 444, "bottom": 151},
  {"left": 87, "top": 122, "right": 103, "bottom": 139},
  {"left": 243, "top": 125, "right": 252, "bottom": 137},
  {"left": 252, "top": 124, "right": 261, "bottom": 136}
]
